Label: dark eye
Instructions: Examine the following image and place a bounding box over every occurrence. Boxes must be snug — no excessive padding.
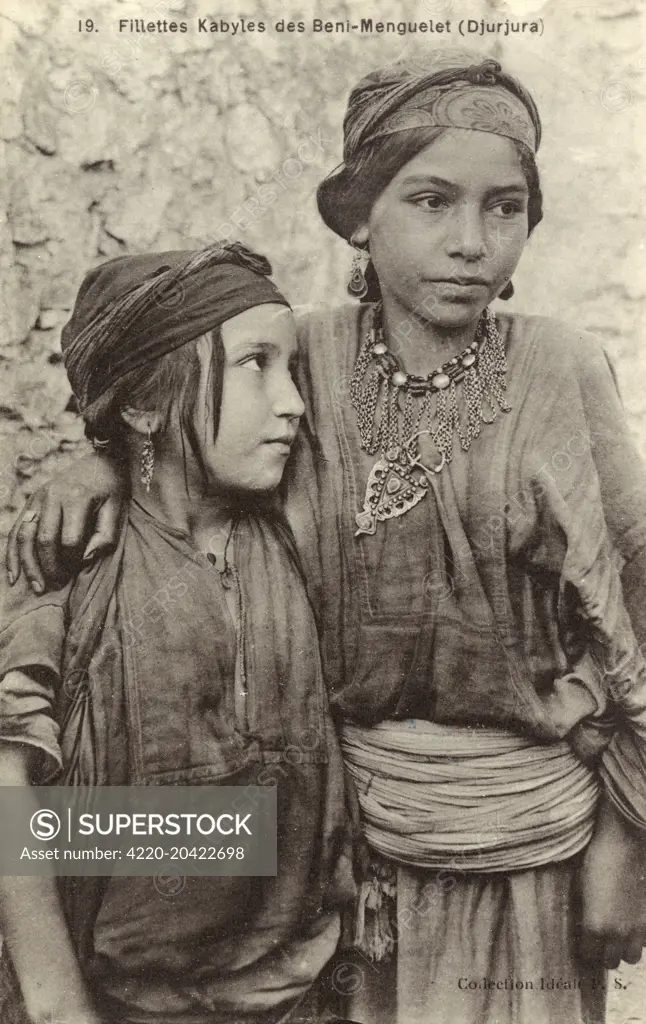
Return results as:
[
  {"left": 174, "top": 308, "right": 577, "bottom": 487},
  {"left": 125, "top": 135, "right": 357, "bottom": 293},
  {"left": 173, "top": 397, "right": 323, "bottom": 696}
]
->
[
  {"left": 493, "top": 200, "right": 525, "bottom": 217},
  {"left": 414, "top": 194, "right": 447, "bottom": 212},
  {"left": 240, "top": 352, "right": 266, "bottom": 372}
]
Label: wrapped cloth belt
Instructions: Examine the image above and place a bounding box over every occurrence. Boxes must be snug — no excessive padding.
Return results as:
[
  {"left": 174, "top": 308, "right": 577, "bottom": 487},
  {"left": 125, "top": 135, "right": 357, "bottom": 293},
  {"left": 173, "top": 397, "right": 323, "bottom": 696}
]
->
[{"left": 342, "top": 720, "right": 599, "bottom": 872}]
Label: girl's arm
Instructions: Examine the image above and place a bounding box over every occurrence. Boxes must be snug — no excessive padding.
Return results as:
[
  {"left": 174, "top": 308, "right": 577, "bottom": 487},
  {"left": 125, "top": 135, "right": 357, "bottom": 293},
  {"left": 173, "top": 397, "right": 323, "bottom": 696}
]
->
[
  {"left": 6, "top": 452, "right": 126, "bottom": 592},
  {"left": 521, "top": 348, "right": 646, "bottom": 969},
  {"left": 575, "top": 340, "right": 646, "bottom": 648},
  {"left": 0, "top": 738, "right": 101, "bottom": 1024},
  {"left": 580, "top": 793, "right": 646, "bottom": 969}
]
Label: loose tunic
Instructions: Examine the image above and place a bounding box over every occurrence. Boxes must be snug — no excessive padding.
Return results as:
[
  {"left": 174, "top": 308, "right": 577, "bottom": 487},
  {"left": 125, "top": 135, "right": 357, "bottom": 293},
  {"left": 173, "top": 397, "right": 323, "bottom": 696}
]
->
[
  {"left": 282, "top": 305, "right": 646, "bottom": 1024},
  {"left": 0, "top": 502, "right": 354, "bottom": 1024}
]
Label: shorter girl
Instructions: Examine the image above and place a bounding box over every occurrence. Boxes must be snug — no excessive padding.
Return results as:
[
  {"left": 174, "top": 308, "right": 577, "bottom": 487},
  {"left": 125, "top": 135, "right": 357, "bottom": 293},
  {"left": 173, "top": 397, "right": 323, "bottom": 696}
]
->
[{"left": 0, "top": 243, "right": 354, "bottom": 1024}]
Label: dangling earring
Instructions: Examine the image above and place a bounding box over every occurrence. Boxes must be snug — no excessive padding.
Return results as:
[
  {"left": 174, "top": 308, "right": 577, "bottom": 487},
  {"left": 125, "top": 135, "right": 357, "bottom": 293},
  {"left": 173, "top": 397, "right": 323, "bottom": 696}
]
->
[
  {"left": 348, "top": 241, "right": 370, "bottom": 299},
  {"left": 499, "top": 280, "right": 514, "bottom": 301},
  {"left": 140, "top": 428, "right": 155, "bottom": 493}
]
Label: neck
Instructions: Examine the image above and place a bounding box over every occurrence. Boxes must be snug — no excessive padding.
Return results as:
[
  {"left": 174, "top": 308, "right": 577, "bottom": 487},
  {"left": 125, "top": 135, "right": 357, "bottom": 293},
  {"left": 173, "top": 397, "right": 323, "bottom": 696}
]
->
[
  {"left": 128, "top": 447, "right": 233, "bottom": 546},
  {"left": 380, "top": 294, "right": 482, "bottom": 376}
]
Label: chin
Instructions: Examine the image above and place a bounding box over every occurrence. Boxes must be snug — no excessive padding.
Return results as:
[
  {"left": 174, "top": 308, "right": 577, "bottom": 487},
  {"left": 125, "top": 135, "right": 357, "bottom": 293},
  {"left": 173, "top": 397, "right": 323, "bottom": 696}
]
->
[
  {"left": 235, "top": 476, "right": 283, "bottom": 496},
  {"left": 426, "top": 303, "right": 485, "bottom": 328}
]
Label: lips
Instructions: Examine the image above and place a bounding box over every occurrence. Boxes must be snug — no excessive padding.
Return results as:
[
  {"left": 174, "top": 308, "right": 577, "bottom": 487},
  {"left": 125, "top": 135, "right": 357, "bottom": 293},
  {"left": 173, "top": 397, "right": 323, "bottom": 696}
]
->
[
  {"left": 430, "top": 277, "right": 489, "bottom": 286},
  {"left": 264, "top": 436, "right": 295, "bottom": 446}
]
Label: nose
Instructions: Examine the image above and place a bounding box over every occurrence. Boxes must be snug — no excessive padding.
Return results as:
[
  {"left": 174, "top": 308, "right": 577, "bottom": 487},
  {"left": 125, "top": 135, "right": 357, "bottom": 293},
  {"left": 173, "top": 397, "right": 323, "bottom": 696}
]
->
[
  {"left": 273, "top": 371, "right": 305, "bottom": 421},
  {"left": 446, "top": 202, "right": 487, "bottom": 262}
]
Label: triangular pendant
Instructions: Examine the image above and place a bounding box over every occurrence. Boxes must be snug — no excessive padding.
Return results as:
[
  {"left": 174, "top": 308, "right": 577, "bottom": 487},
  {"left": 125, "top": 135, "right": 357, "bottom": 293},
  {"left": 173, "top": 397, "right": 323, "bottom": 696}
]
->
[{"left": 355, "top": 446, "right": 430, "bottom": 537}]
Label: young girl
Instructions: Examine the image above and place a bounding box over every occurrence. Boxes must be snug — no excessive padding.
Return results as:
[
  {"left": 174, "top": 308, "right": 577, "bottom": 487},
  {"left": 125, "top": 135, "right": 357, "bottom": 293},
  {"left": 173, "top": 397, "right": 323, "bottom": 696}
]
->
[
  {"left": 0, "top": 242, "right": 354, "bottom": 1024},
  {"left": 9, "top": 51, "right": 646, "bottom": 1024}
]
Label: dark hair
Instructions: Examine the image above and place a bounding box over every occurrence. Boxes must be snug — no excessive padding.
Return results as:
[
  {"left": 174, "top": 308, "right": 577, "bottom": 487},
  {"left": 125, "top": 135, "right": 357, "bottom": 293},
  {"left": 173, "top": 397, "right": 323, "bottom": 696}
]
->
[
  {"left": 317, "top": 127, "right": 544, "bottom": 303},
  {"left": 81, "top": 329, "right": 224, "bottom": 489}
]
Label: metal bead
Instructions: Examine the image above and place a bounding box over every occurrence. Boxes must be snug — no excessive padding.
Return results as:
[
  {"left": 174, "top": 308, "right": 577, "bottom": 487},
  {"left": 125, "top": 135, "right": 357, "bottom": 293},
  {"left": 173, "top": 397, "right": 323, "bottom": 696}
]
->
[
  {"left": 431, "top": 372, "right": 450, "bottom": 390},
  {"left": 373, "top": 342, "right": 387, "bottom": 356},
  {"left": 392, "top": 370, "right": 407, "bottom": 388}
]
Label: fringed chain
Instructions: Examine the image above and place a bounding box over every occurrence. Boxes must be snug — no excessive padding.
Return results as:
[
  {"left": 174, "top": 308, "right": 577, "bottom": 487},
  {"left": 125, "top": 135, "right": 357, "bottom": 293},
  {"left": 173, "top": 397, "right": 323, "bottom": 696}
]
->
[
  {"left": 350, "top": 304, "right": 510, "bottom": 464},
  {"left": 350, "top": 305, "right": 511, "bottom": 537}
]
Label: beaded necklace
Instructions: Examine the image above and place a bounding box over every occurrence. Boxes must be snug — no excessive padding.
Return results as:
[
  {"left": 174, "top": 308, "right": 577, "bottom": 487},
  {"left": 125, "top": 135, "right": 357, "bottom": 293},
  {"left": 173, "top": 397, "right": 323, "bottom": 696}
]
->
[{"left": 350, "top": 305, "right": 511, "bottom": 536}]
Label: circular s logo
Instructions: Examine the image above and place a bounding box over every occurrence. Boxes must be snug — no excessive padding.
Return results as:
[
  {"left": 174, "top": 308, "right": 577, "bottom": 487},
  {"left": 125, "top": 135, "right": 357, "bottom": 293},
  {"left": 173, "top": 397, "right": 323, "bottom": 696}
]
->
[
  {"left": 154, "top": 871, "right": 186, "bottom": 897},
  {"left": 30, "top": 809, "right": 61, "bottom": 840}
]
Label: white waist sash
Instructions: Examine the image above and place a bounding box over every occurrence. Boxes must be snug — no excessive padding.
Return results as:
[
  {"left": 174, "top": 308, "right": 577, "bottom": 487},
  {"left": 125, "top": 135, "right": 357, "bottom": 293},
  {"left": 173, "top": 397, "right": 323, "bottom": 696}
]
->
[{"left": 342, "top": 720, "right": 599, "bottom": 872}]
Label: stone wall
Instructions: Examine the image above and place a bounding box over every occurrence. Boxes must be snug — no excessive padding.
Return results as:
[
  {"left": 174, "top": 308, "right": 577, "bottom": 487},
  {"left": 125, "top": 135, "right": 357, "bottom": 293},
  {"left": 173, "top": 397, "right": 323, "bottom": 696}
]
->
[{"left": 1, "top": 0, "right": 644, "bottom": 535}]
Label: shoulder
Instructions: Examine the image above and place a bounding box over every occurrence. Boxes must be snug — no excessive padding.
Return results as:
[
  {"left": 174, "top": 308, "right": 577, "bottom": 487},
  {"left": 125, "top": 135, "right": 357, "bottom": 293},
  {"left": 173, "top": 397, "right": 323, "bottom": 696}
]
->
[
  {"left": 501, "top": 312, "right": 606, "bottom": 359},
  {"left": 294, "top": 301, "right": 364, "bottom": 336},
  {"left": 293, "top": 302, "right": 371, "bottom": 390},
  {"left": 500, "top": 312, "right": 613, "bottom": 389},
  {"left": 294, "top": 303, "right": 366, "bottom": 356}
]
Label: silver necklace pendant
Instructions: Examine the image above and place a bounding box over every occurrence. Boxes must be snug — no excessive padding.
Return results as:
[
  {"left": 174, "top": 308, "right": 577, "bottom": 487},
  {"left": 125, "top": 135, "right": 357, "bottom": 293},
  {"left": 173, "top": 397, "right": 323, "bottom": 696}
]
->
[{"left": 355, "top": 445, "right": 438, "bottom": 537}]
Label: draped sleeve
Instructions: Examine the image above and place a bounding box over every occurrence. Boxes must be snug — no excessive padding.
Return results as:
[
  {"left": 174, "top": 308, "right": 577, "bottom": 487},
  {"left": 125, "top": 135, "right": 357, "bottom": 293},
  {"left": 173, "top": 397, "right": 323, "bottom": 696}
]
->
[
  {"left": 576, "top": 339, "right": 646, "bottom": 563},
  {"left": 573, "top": 336, "right": 646, "bottom": 652},
  {"left": 0, "top": 575, "right": 72, "bottom": 781},
  {"left": 517, "top": 325, "right": 646, "bottom": 829},
  {"left": 573, "top": 336, "right": 646, "bottom": 827}
]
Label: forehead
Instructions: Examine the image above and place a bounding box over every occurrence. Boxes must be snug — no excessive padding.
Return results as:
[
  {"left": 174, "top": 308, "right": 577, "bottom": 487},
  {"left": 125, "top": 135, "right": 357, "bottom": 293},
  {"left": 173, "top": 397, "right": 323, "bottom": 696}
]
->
[
  {"left": 220, "top": 303, "right": 296, "bottom": 347},
  {"left": 391, "top": 128, "right": 527, "bottom": 189}
]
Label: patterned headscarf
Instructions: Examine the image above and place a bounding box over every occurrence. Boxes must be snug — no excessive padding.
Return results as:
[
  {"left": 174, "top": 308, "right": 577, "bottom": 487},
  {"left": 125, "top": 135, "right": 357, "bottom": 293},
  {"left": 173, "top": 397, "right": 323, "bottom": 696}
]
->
[
  {"left": 62, "top": 242, "right": 290, "bottom": 408},
  {"left": 343, "top": 49, "right": 541, "bottom": 160}
]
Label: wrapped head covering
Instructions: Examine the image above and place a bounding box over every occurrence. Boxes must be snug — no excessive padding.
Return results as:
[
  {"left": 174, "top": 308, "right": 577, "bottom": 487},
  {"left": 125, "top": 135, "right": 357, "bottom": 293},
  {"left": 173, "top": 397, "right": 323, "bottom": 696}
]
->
[
  {"left": 317, "top": 49, "right": 542, "bottom": 247},
  {"left": 62, "top": 242, "right": 290, "bottom": 408},
  {"left": 343, "top": 49, "right": 541, "bottom": 160}
]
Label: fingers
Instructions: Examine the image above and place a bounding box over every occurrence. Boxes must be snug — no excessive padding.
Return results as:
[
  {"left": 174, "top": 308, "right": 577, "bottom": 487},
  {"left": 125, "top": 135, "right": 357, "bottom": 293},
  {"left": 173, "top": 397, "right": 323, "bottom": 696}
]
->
[
  {"left": 621, "top": 939, "right": 643, "bottom": 965},
  {"left": 7, "top": 495, "right": 43, "bottom": 585},
  {"left": 15, "top": 511, "right": 46, "bottom": 593},
  {"left": 601, "top": 941, "right": 623, "bottom": 971},
  {"left": 56, "top": 491, "right": 97, "bottom": 578},
  {"left": 580, "top": 927, "right": 645, "bottom": 969},
  {"left": 82, "top": 497, "right": 121, "bottom": 561},
  {"left": 579, "top": 929, "right": 604, "bottom": 966},
  {"left": 35, "top": 490, "right": 67, "bottom": 583},
  {"left": 7, "top": 508, "right": 25, "bottom": 585},
  {"left": 580, "top": 933, "right": 621, "bottom": 969}
]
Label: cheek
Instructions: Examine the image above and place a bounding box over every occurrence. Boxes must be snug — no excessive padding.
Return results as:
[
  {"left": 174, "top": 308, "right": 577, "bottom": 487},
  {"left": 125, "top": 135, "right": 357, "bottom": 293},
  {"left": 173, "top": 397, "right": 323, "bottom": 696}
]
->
[
  {"left": 370, "top": 211, "right": 427, "bottom": 283},
  {"left": 213, "top": 376, "right": 263, "bottom": 457},
  {"left": 372, "top": 204, "right": 423, "bottom": 250},
  {"left": 491, "top": 221, "right": 528, "bottom": 268}
]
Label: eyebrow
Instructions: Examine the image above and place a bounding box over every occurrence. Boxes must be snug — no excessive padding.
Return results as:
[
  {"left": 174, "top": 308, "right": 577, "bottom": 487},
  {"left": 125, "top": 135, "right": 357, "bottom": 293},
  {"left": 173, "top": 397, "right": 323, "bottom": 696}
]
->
[
  {"left": 400, "top": 175, "right": 528, "bottom": 197},
  {"left": 230, "top": 339, "right": 280, "bottom": 354},
  {"left": 229, "top": 339, "right": 300, "bottom": 363}
]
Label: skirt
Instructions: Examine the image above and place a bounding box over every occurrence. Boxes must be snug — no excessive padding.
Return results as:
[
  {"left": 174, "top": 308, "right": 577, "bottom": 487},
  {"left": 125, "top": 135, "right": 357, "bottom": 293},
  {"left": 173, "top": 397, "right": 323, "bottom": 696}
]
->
[{"left": 327, "top": 854, "right": 606, "bottom": 1024}]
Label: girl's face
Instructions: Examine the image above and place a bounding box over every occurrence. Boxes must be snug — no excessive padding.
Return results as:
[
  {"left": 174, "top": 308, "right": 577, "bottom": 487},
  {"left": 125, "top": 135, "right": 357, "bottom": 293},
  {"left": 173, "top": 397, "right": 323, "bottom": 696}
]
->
[
  {"left": 356, "top": 128, "right": 530, "bottom": 330},
  {"left": 193, "top": 303, "right": 304, "bottom": 494}
]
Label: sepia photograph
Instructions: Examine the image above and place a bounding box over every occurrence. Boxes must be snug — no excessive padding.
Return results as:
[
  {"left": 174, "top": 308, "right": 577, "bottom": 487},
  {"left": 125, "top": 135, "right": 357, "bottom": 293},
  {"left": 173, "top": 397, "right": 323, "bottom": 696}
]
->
[{"left": 0, "top": 0, "right": 645, "bottom": 1022}]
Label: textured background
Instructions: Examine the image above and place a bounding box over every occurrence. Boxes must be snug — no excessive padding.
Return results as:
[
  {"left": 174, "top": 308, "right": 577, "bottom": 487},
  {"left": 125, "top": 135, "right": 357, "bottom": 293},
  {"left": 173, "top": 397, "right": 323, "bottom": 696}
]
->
[
  {"left": 1, "top": 0, "right": 645, "bottom": 537},
  {"left": 0, "top": 0, "right": 645, "bottom": 1016}
]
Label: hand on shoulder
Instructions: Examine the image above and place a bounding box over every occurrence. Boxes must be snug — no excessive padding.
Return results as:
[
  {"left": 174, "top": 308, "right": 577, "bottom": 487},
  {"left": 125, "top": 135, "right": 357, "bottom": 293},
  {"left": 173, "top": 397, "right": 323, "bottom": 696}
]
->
[{"left": 6, "top": 454, "right": 126, "bottom": 593}]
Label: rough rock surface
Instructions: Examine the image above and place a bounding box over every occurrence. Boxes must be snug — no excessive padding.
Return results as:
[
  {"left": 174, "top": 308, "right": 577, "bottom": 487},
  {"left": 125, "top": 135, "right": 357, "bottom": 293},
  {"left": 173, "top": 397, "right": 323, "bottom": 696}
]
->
[
  {"left": 0, "top": 0, "right": 645, "bottom": 1017},
  {"left": 1, "top": 0, "right": 644, "bottom": 536}
]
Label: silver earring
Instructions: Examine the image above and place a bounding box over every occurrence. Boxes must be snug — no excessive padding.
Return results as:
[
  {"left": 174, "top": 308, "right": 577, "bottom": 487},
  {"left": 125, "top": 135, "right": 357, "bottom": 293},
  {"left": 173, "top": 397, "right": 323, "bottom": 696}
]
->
[
  {"left": 140, "top": 428, "right": 155, "bottom": 493},
  {"left": 348, "top": 243, "right": 370, "bottom": 299}
]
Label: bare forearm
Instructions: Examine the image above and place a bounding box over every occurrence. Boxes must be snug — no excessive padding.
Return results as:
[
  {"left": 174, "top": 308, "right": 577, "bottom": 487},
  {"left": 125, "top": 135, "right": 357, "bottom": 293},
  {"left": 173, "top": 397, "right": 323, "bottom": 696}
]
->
[
  {"left": 0, "top": 744, "right": 100, "bottom": 1024},
  {"left": 1, "top": 876, "right": 99, "bottom": 1022}
]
